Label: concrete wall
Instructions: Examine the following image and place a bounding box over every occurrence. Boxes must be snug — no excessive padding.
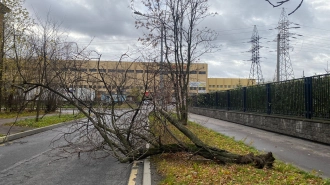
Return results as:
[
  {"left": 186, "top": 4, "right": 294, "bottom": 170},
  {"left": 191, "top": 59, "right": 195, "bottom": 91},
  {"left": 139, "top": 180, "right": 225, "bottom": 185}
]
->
[{"left": 189, "top": 107, "right": 330, "bottom": 145}]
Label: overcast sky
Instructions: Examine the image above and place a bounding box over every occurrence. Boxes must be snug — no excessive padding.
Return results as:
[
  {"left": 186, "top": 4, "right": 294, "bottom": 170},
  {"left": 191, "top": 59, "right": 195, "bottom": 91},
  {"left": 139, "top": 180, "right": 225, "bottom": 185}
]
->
[{"left": 23, "top": 0, "right": 330, "bottom": 81}]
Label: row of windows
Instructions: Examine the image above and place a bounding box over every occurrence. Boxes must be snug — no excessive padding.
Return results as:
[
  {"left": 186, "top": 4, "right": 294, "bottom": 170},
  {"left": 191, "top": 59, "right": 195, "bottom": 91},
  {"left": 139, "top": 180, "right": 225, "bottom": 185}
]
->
[
  {"left": 209, "top": 85, "right": 238, "bottom": 88},
  {"left": 189, "top": 87, "right": 206, "bottom": 90},
  {"left": 61, "top": 68, "right": 206, "bottom": 74},
  {"left": 76, "top": 85, "right": 139, "bottom": 90}
]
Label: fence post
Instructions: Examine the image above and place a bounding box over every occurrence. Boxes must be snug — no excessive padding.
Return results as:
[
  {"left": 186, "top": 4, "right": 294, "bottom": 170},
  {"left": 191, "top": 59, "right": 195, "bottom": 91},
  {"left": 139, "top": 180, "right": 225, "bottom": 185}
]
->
[
  {"left": 215, "top": 91, "right": 219, "bottom": 109},
  {"left": 243, "top": 87, "right": 247, "bottom": 112},
  {"left": 304, "top": 77, "right": 313, "bottom": 119},
  {"left": 227, "top": 90, "right": 230, "bottom": 110},
  {"left": 266, "top": 83, "right": 271, "bottom": 115},
  {"left": 192, "top": 95, "right": 196, "bottom": 107},
  {"left": 207, "top": 93, "right": 210, "bottom": 108}
]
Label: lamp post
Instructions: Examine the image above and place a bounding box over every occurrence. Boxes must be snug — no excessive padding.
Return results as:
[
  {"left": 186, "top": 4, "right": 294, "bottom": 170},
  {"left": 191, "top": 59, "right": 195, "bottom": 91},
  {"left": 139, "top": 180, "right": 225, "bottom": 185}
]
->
[{"left": 134, "top": 11, "right": 164, "bottom": 106}]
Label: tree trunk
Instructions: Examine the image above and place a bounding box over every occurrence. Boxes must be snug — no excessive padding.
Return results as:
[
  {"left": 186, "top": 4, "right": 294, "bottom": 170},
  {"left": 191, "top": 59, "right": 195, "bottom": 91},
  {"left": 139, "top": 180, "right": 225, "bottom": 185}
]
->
[
  {"left": 148, "top": 109, "right": 276, "bottom": 169},
  {"left": 35, "top": 88, "right": 43, "bottom": 122},
  {"left": 133, "top": 143, "right": 274, "bottom": 169}
]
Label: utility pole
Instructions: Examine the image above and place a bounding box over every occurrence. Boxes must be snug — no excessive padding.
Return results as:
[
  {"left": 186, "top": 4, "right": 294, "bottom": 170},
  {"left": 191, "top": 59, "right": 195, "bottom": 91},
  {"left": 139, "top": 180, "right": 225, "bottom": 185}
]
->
[
  {"left": 276, "top": 34, "right": 280, "bottom": 82},
  {"left": 248, "top": 25, "right": 264, "bottom": 85},
  {"left": 273, "top": 8, "right": 299, "bottom": 82}
]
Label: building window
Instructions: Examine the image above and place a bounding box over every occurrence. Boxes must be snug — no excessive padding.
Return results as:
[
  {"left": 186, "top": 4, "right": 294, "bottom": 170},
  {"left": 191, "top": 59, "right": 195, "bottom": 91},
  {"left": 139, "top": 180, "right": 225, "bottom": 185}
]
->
[
  {"left": 190, "top": 71, "right": 197, "bottom": 74},
  {"left": 228, "top": 85, "right": 231, "bottom": 88},
  {"left": 199, "top": 71, "right": 206, "bottom": 74},
  {"left": 89, "top": 69, "right": 97, "bottom": 72},
  {"left": 217, "top": 85, "right": 219, "bottom": 88},
  {"left": 99, "top": 69, "right": 106, "bottom": 73},
  {"left": 224, "top": 85, "right": 227, "bottom": 88},
  {"left": 77, "top": 68, "right": 87, "bottom": 72},
  {"left": 220, "top": 85, "right": 223, "bottom": 88},
  {"left": 108, "top": 69, "right": 116, "bottom": 72},
  {"left": 136, "top": 70, "right": 143, "bottom": 73},
  {"left": 127, "top": 70, "right": 134, "bottom": 73}
]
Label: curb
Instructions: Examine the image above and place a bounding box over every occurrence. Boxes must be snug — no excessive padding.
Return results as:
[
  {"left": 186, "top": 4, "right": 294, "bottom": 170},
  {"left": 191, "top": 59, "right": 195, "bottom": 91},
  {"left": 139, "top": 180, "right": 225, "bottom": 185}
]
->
[
  {"left": 142, "top": 143, "right": 151, "bottom": 185},
  {"left": 127, "top": 158, "right": 151, "bottom": 185},
  {"left": 143, "top": 158, "right": 151, "bottom": 185},
  {"left": 127, "top": 143, "right": 151, "bottom": 185},
  {"left": 0, "top": 120, "right": 75, "bottom": 144}
]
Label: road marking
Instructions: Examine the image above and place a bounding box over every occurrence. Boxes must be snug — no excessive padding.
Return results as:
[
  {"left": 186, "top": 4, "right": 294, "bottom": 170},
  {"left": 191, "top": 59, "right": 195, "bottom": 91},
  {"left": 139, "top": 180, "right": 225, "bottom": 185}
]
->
[{"left": 128, "top": 161, "right": 138, "bottom": 185}]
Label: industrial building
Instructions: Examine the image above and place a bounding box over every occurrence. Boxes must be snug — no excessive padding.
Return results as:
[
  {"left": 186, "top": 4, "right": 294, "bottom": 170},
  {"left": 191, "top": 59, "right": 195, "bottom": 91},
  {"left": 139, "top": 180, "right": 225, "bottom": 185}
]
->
[{"left": 60, "top": 60, "right": 253, "bottom": 99}]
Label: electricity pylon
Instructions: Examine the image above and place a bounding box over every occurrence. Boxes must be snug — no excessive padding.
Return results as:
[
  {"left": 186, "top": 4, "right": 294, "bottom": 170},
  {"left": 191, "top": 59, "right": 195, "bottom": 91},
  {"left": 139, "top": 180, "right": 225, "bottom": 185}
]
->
[
  {"left": 248, "top": 25, "right": 264, "bottom": 85},
  {"left": 274, "top": 8, "right": 298, "bottom": 82}
]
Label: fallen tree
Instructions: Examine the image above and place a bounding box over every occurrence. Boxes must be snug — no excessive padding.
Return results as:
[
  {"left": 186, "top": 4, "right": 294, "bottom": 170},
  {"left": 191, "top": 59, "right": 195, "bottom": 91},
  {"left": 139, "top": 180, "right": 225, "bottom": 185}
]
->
[
  {"left": 119, "top": 109, "right": 275, "bottom": 169},
  {"left": 9, "top": 0, "right": 275, "bottom": 169}
]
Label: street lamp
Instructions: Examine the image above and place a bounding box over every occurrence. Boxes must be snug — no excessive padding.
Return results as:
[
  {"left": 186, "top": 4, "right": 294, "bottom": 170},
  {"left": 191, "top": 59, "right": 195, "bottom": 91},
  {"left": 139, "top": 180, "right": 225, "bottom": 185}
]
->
[{"left": 134, "top": 11, "right": 164, "bottom": 106}]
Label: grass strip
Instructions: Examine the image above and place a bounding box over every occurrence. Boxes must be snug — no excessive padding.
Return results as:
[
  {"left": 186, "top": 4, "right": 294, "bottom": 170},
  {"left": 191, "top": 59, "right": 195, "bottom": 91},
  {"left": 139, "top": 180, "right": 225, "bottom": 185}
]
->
[
  {"left": 152, "top": 121, "right": 330, "bottom": 185},
  {"left": 0, "top": 111, "right": 47, "bottom": 119},
  {"left": 4, "top": 113, "right": 85, "bottom": 128}
]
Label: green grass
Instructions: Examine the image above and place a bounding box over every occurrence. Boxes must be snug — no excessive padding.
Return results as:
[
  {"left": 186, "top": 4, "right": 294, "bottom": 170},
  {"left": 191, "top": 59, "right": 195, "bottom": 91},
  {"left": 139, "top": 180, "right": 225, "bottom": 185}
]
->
[
  {"left": 152, "top": 121, "right": 330, "bottom": 185},
  {"left": 5, "top": 113, "right": 85, "bottom": 128},
  {"left": 0, "top": 111, "right": 46, "bottom": 119}
]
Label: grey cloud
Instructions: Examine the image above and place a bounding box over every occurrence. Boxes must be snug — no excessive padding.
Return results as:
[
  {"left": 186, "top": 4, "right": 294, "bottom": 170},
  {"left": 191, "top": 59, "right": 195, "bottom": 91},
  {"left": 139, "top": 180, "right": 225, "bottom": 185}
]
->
[
  {"left": 22, "top": 0, "right": 330, "bottom": 79},
  {"left": 24, "top": 0, "right": 137, "bottom": 38}
]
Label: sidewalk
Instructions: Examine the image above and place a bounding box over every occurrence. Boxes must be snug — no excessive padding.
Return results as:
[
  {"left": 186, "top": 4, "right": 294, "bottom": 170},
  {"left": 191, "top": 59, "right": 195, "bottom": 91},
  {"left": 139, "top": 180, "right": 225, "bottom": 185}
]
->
[
  {"left": 0, "top": 113, "right": 72, "bottom": 141},
  {"left": 0, "top": 116, "right": 40, "bottom": 136}
]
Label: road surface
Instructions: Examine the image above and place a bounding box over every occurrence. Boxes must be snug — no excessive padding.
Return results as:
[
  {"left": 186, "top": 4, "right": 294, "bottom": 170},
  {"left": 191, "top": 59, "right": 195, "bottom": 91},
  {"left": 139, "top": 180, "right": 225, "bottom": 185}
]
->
[{"left": 0, "top": 123, "right": 133, "bottom": 185}]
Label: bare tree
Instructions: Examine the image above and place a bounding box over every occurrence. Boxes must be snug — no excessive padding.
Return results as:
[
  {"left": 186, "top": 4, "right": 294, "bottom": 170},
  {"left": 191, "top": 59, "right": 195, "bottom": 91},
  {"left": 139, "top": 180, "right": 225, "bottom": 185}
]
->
[
  {"left": 265, "top": 0, "right": 303, "bottom": 15},
  {"left": 0, "top": 0, "right": 33, "bottom": 112},
  {"left": 133, "top": 0, "right": 219, "bottom": 125}
]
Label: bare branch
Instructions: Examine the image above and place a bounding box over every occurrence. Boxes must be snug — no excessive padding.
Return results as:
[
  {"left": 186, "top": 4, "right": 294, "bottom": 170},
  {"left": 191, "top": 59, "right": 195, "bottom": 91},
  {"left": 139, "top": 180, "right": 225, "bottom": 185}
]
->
[{"left": 265, "top": 0, "right": 303, "bottom": 15}]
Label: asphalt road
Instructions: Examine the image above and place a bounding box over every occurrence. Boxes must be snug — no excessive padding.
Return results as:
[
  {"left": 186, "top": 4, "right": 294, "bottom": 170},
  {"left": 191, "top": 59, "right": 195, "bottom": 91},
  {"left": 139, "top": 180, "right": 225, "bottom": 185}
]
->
[
  {"left": 189, "top": 113, "right": 330, "bottom": 179},
  {"left": 0, "top": 124, "right": 132, "bottom": 185}
]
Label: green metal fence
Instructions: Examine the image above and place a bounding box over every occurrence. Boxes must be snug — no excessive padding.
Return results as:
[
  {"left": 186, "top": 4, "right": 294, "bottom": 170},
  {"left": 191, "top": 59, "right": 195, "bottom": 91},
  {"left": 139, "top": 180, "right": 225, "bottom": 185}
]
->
[{"left": 191, "top": 74, "right": 330, "bottom": 120}]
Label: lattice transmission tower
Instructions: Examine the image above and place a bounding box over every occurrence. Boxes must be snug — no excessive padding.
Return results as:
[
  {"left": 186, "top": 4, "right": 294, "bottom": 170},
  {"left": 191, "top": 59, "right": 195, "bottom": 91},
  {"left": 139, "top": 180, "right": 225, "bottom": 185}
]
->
[
  {"left": 274, "top": 8, "right": 298, "bottom": 82},
  {"left": 248, "top": 25, "right": 264, "bottom": 85}
]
